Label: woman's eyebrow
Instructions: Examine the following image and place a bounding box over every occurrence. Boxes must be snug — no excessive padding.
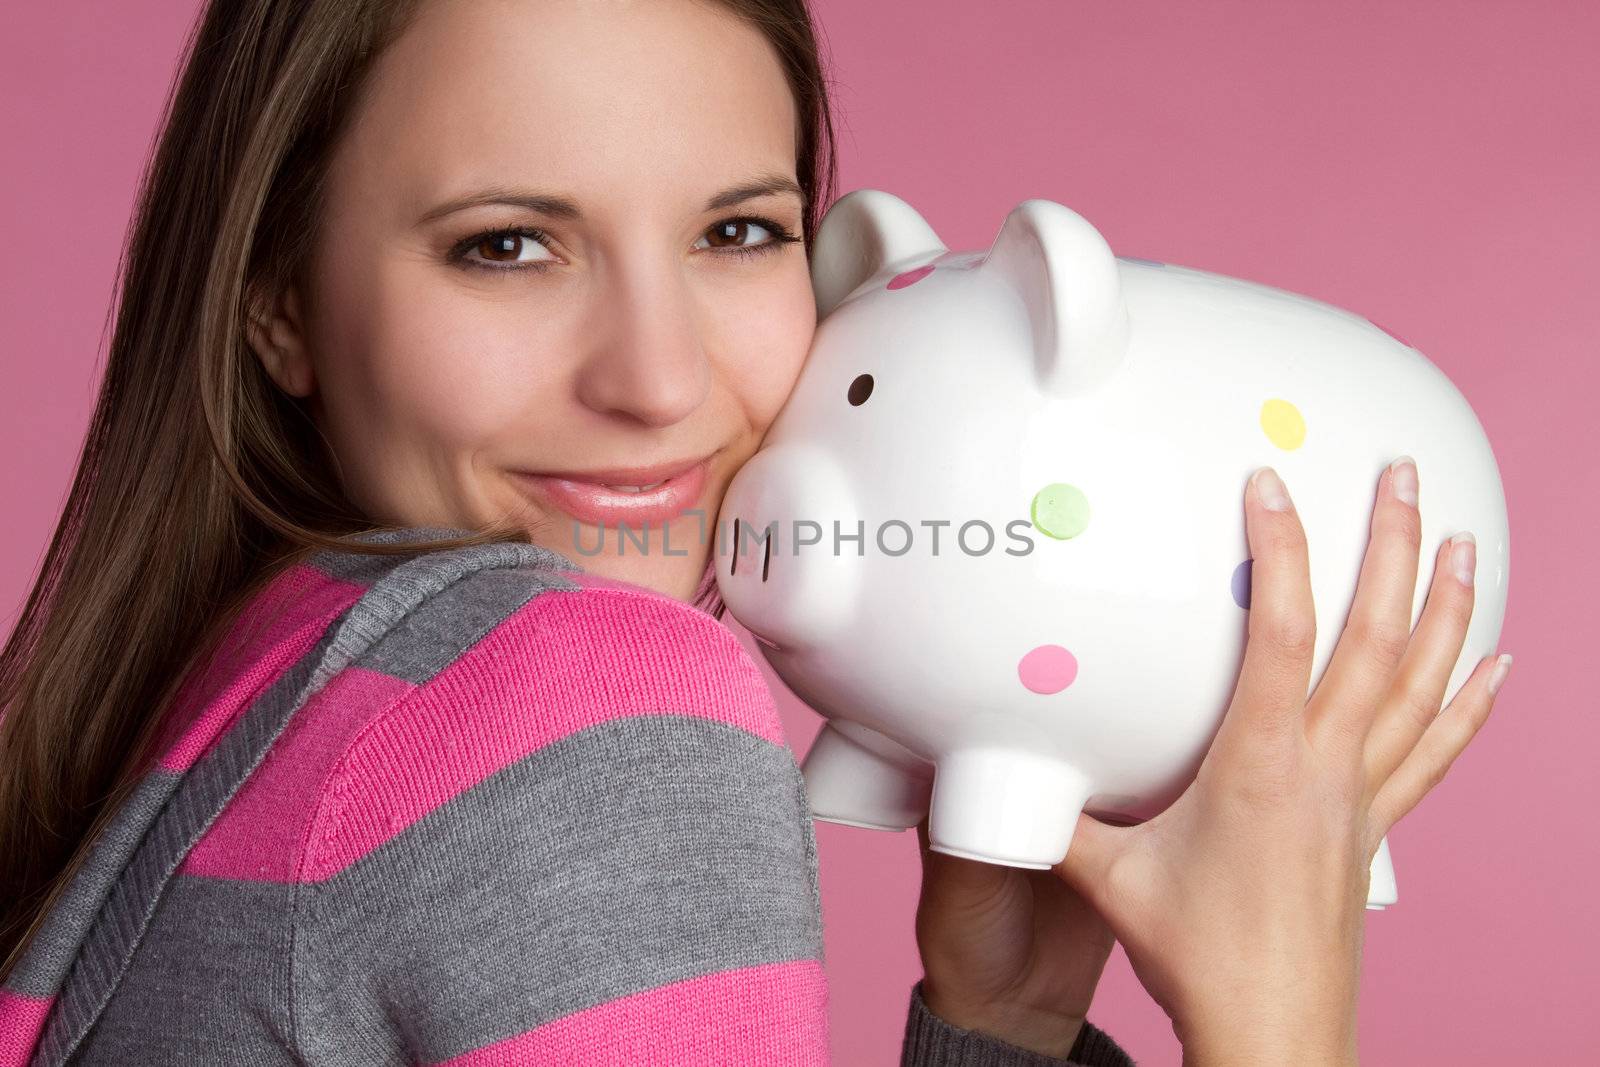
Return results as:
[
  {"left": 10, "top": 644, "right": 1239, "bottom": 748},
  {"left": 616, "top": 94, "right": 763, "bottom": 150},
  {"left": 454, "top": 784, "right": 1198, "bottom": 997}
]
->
[
  {"left": 704, "top": 173, "right": 804, "bottom": 211},
  {"left": 417, "top": 172, "right": 803, "bottom": 225}
]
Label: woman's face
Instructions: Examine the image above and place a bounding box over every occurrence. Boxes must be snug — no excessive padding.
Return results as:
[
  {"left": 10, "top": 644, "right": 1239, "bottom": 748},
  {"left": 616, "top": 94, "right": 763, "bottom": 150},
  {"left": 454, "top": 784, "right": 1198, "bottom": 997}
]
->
[{"left": 251, "top": 0, "right": 815, "bottom": 602}]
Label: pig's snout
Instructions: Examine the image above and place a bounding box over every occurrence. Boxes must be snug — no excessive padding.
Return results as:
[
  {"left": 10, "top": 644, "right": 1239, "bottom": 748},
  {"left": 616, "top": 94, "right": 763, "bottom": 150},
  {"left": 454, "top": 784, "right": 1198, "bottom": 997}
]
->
[{"left": 714, "top": 445, "right": 860, "bottom": 650}]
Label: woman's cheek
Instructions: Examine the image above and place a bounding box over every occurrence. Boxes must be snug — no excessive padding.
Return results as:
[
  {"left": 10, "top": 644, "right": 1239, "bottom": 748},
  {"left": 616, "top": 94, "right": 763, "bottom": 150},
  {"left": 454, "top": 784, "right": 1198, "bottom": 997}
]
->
[
  {"left": 764, "top": 303, "right": 817, "bottom": 420},
  {"left": 722, "top": 267, "right": 817, "bottom": 425},
  {"left": 373, "top": 295, "right": 561, "bottom": 443}
]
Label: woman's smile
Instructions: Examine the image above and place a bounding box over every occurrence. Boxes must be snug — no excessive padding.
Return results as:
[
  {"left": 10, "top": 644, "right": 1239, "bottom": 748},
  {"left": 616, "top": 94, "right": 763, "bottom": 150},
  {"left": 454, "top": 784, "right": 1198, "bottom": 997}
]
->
[{"left": 510, "top": 449, "right": 718, "bottom": 527}]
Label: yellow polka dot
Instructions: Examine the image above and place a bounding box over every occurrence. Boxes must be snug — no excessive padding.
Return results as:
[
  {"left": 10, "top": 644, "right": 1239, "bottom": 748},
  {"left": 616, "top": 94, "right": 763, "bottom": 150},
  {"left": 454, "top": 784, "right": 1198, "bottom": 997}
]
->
[{"left": 1259, "top": 398, "right": 1306, "bottom": 450}]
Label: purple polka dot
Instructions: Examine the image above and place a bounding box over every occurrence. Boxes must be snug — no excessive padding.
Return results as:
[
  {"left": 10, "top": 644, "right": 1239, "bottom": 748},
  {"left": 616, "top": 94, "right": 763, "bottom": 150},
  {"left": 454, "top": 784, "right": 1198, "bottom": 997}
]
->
[
  {"left": 1231, "top": 558, "right": 1253, "bottom": 609},
  {"left": 1018, "top": 644, "right": 1078, "bottom": 694},
  {"left": 887, "top": 264, "right": 935, "bottom": 290}
]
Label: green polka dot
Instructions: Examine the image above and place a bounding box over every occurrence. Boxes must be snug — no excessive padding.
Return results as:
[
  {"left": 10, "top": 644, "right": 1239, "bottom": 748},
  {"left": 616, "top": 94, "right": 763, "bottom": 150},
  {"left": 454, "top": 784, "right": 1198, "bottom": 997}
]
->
[
  {"left": 1260, "top": 398, "right": 1306, "bottom": 450},
  {"left": 1031, "top": 482, "right": 1090, "bottom": 540}
]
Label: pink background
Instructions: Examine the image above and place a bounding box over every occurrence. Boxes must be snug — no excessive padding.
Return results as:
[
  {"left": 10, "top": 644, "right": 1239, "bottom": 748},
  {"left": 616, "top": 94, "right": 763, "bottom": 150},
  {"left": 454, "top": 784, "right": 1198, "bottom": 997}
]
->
[{"left": 3, "top": 1, "right": 1594, "bottom": 1063}]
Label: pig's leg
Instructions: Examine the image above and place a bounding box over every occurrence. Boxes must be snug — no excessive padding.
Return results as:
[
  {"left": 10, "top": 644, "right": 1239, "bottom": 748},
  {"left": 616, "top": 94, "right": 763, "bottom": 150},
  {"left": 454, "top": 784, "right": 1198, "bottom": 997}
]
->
[
  {"left": 926, "top": 749, "right": 1096, "bottom": 870},
  {"left": 1366, "top": 834, "right": 1399, "bottom": 909},
  {"left": 799, "top": 721, "right": 933, "bottom": 831}
]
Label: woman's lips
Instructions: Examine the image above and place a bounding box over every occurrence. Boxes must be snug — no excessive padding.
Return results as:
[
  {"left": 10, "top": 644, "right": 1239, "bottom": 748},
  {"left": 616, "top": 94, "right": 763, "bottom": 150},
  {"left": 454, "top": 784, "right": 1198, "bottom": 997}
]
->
[{"left": 512, "top": 456, "right": 712, "bottom": 527}]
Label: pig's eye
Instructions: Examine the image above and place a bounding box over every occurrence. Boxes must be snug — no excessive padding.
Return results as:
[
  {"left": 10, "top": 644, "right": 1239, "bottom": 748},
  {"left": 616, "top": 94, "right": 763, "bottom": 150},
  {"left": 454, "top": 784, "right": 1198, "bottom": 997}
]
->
[{"left": 848, "top": 374, "right": 874, "bottom": 405}]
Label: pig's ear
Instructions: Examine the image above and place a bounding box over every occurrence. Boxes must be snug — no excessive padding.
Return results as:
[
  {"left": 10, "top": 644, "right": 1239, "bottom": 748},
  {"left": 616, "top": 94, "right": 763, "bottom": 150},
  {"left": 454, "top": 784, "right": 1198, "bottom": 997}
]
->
[
  {"left": 980, "top": 199, "right": 1129, "bottom": 396},
  {"left": 810, "top": 189, "right": 947, "bottom": 320}
]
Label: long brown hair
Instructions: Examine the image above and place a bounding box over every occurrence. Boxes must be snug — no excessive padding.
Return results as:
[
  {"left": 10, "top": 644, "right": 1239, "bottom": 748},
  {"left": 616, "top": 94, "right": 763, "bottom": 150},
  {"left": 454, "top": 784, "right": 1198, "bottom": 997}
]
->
[{"left": 0, "top": 0, "right": 838, "bottom": 981}]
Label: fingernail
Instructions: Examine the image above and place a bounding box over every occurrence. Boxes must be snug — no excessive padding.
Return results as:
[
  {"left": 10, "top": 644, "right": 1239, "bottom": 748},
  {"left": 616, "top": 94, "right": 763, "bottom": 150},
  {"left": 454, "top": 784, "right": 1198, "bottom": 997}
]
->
[
  {"left": 1449, "top": 532, "right": 1476, "bottom": 587},
  {"left": 1487, "top": 652, "right": 1513, "bottom": 696},
  {"left": 1253, "top": 467, "right": 1292, "bottom": 512},
  {"left": 1389, "top": 456, "right": 1419, "bottom": 507}
]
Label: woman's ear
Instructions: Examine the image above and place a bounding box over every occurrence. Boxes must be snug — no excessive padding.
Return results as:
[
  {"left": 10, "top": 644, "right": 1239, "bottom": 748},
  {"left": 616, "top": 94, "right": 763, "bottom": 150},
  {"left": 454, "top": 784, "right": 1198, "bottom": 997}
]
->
[{"left": 244, "top": 281, "right": 316, "bottom": 398}]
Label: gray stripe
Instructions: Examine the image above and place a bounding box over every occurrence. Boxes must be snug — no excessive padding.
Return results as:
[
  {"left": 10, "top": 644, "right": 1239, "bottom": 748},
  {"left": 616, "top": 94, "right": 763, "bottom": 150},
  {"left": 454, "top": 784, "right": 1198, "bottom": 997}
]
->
[
  {"left": 309, "top": 525, "right": 476, "bottom": 584},
  {"left": 32, "top": 542, "right": 575, "bottom": 1067},
  {"left": 292, "top": 715, "right": 822, "bottom": 1066},
  {"left": 309, "top": 527, "right": 579, "bottom": 587},
  {"left": 356, "top": 565, "right": 579, "bottom": 684},
  {"left": 68, "top": 877, "right": 298, "bottom": 1066},
  {"left": 4, "top": 773, "right": 177, "bottom": 999}
]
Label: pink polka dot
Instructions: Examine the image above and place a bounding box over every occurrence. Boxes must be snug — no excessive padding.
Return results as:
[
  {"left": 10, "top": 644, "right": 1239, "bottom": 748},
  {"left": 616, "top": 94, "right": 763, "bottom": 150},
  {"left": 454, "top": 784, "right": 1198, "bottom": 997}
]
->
[
  {"left": 1017, "top": 644, "right": 1078, "bottom": 694},
  {"left": 887, "top": 264, "right": 935, "bottom": 290}
]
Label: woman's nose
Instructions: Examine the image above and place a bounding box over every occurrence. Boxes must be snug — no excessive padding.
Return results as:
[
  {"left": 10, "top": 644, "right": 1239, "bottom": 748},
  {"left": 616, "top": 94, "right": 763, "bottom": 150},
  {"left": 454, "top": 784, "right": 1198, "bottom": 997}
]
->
[{"left": 573, "top": 284, "right": 712, "bottom": 428}]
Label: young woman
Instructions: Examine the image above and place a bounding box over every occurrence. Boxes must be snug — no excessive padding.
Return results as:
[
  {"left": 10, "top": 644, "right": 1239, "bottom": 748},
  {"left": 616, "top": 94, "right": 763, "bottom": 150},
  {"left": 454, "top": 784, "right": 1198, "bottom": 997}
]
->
[{"left": 0, "top": 1, "right": 1510, "bottom": 1064}]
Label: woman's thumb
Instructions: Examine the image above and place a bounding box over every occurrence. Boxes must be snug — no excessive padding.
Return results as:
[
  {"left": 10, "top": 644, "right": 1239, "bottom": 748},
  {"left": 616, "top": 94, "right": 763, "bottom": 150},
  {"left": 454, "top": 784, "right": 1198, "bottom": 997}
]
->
[{"left": 1051, "top": 810, "right": 1122, "bottom": 903}]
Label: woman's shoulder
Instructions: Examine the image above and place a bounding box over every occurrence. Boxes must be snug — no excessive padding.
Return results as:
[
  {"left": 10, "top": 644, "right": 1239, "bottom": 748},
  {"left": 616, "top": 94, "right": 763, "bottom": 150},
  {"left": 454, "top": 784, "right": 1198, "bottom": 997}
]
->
[
  {"left": 49, "top": 535, "right": 823, "bottom": 1066},
  {"left": 293, "top": 535, "right": 793, "bottom": 875},
  {"left": 279, "top": 539, "right": 824, "bottom": 1065},
  {"left": 176, "top": 533, "right": 788, "bottom": 883}
]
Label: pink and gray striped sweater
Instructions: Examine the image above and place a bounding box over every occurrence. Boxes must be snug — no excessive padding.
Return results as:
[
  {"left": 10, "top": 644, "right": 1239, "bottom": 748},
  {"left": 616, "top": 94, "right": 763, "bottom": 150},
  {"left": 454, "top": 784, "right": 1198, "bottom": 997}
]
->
[{"left": 0, "top": 528, "right": 1133, "bottom": 1066}]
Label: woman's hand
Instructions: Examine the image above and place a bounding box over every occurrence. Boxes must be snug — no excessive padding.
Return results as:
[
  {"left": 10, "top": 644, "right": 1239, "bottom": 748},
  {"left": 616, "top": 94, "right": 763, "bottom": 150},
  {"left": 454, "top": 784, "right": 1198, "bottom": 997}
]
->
[
  {"left": 913, "top": 814, "right": 1116, "bottom": 1058},
  {"left": 1049, "top": 459, "right": 1510, "bottom": 1065}
]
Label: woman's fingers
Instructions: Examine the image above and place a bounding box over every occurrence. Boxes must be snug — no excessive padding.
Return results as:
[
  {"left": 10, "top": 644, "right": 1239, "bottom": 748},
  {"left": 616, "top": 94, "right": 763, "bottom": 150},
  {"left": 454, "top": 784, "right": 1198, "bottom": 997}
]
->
[
  {"left": 1054, "top": 467, "right": 1314, "bottom": 925},
  {"left": 1360, "top": 530, "right": 1477, "bottom": 799},
  {"left": 1208, "top": 467, "right": 1317, "bottom": 769},
  {"left": 1303, "top": 458, "right": 1423, "bottom": 759},
  {"left": 1366, "top": 651, "right": 1511, "bottom": 848}
]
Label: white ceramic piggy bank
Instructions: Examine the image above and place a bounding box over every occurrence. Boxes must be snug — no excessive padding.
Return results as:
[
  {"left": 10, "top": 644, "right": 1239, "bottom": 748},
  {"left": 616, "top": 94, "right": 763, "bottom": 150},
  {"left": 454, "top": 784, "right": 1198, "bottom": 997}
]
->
[{"left": 714, "top": 190, "right": 1509, "bottom": 909}]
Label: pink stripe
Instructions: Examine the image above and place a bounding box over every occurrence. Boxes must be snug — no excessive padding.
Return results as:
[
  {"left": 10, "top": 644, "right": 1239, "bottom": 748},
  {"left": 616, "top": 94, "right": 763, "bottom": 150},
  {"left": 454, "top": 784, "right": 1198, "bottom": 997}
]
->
[
  {"left": 0, "top": 989, "right": 54, "bottom": 1067},
  {"left": 179, "top": 667, "right": 415, "bottom": 881},
  {"left": 432, "top": 959, "right": 829, "bottom": 1066},
  {"left": 304, "top": 587, "right": 782, "bottom": 881},
  {"left": 155, "top": 564, "right": 364, "bottom": 772}
]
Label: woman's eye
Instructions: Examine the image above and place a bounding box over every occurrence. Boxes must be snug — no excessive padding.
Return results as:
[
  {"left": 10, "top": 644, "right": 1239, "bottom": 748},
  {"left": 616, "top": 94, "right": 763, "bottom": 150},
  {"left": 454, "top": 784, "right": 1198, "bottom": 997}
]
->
[
  {"left": 697, "top": 217, "right": 773, "bottom": 252},
  {"left": 694, "top": 216, "right": 801, "bottom": 258},
  {"left": 453, "top": 227, "right": 557, "bottom": 272}
]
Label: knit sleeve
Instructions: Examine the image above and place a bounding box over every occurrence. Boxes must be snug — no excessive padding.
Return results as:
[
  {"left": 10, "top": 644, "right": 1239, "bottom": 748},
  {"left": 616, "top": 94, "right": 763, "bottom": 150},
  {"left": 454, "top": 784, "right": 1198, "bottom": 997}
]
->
[
  {"left": 902, "top": 978, "right": 1137, "bottom": 1066},
  {"left": 286, "top": 581, "right": 832, "bottom": 1065}
]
